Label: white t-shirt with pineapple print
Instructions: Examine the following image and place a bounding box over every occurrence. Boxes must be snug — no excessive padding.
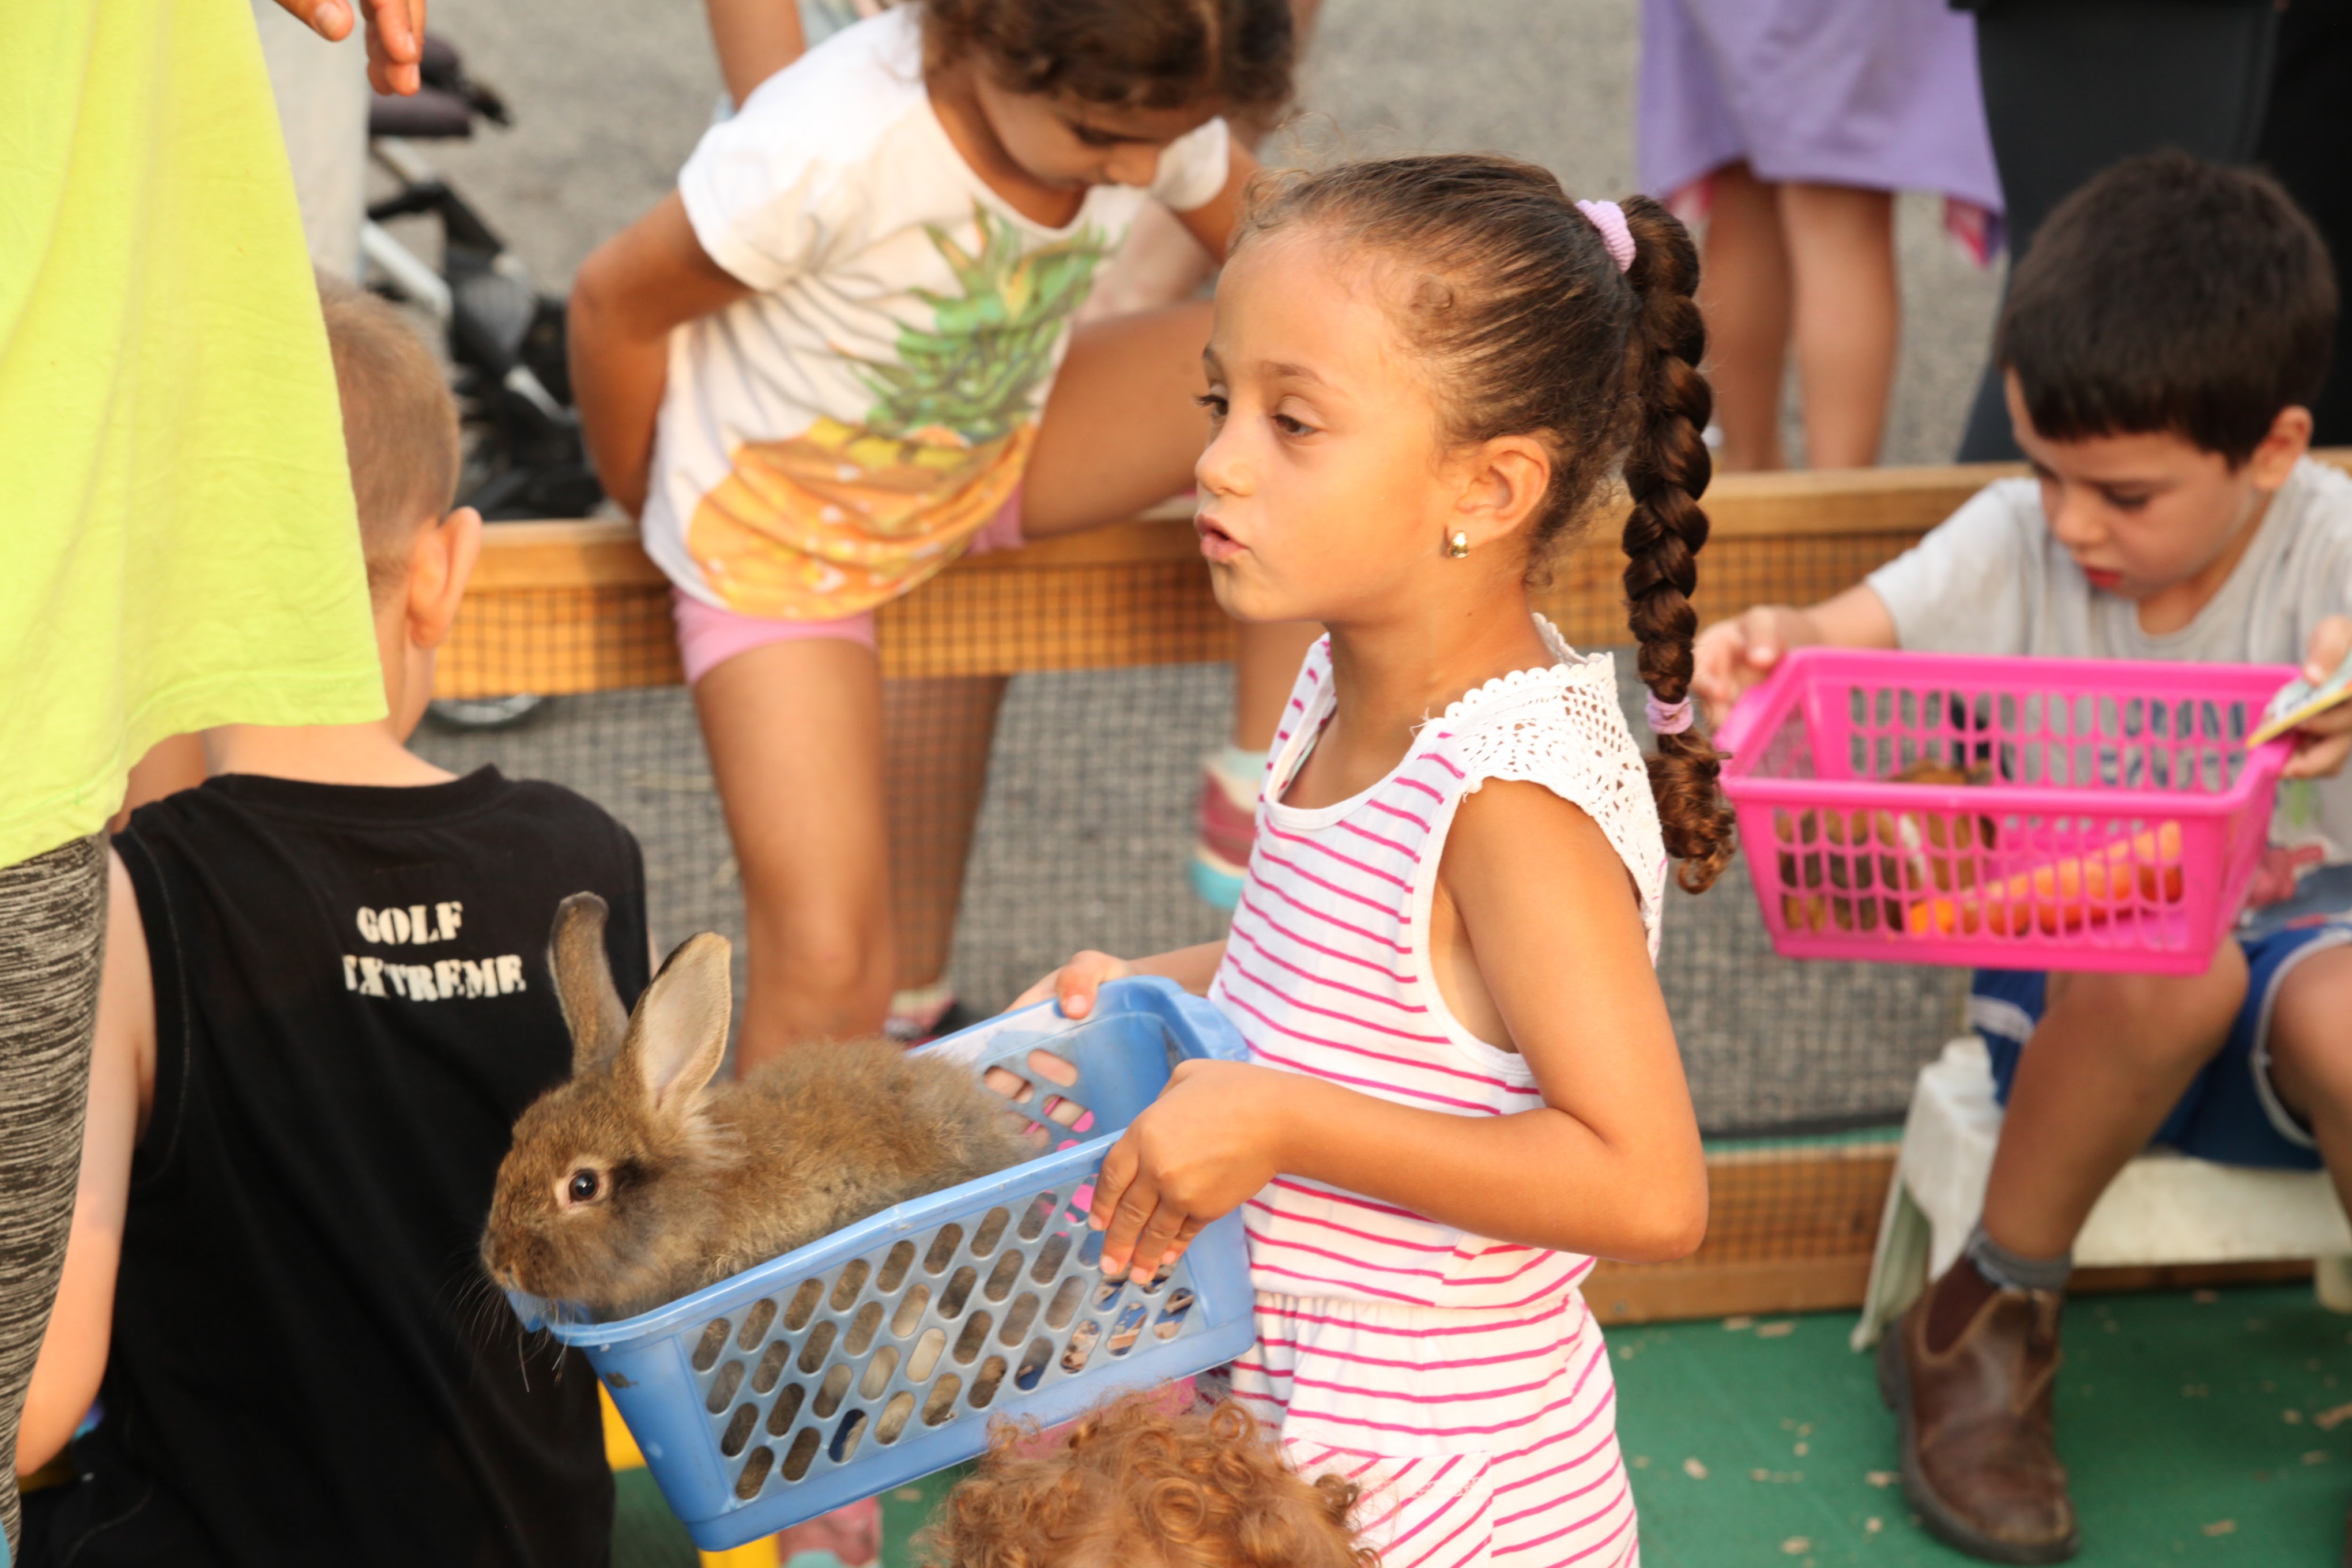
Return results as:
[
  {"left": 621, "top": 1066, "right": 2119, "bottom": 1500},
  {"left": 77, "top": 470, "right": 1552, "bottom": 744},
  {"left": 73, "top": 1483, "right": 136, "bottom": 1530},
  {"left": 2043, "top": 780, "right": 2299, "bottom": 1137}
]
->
[{"left": 645, "top": 6, "right": 1231, "bottom": 623}]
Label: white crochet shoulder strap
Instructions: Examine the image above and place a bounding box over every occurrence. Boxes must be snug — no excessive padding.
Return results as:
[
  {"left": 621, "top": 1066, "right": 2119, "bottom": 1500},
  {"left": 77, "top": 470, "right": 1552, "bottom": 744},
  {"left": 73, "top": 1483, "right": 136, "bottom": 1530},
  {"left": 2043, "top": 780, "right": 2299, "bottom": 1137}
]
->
[{"left": 1435, "top": 617, "right": 1668, "bottom": 957}]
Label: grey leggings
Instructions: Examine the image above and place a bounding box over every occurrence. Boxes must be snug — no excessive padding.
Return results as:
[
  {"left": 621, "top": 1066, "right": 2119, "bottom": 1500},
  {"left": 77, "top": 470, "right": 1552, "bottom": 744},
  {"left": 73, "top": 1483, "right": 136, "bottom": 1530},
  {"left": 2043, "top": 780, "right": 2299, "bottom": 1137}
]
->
[{"left": 0, "top": 837, "right": 105, "bottom": 1558}]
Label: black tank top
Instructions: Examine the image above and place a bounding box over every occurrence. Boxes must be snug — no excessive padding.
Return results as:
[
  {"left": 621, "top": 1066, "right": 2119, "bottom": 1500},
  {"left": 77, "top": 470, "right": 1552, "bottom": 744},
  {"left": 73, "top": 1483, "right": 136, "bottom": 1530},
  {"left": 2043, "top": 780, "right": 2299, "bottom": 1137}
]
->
[{"left": 104, "top": 768, "right": 650, "bottom": 1568}]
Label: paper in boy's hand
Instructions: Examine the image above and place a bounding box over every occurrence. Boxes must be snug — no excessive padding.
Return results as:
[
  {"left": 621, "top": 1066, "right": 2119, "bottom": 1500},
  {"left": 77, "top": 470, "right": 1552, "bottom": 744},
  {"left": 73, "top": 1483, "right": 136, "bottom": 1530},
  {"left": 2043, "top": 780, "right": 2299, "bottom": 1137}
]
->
[{"left": 2251, "top": 649, "right": 2352, "bottom": 746}]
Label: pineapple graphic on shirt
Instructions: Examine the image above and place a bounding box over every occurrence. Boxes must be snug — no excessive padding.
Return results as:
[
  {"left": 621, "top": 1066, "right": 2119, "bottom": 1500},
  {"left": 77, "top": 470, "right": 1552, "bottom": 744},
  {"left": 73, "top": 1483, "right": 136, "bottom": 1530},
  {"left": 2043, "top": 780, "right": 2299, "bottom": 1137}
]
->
[{"left": 687, "top": 204, "right": 1109, "bottom": 619}]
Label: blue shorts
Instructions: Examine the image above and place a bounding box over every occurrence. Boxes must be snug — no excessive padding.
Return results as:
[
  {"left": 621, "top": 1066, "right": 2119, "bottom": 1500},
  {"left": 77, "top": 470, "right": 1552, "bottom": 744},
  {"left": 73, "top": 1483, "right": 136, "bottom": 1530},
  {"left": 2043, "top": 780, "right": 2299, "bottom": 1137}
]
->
[{"left": 1967, "top": 921, "right": 2352, "bottom": 1173}]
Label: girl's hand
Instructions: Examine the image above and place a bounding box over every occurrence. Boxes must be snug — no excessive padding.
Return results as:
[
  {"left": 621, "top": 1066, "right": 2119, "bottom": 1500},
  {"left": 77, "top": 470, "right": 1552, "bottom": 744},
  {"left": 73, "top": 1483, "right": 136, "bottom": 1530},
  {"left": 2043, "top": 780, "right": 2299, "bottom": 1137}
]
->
[
  {"left": 1692, "top": 605, "right": 1805, "bottom": 719},
  {"left": 1010, "top": 950, "right": 1130, "bottom": 1019},
  {"left": 2287, "top": 616, "right": 2352, "bottom": 779},
  {"left": 1089, "top": 1059, "right": 1283, "bottom": 1283}
]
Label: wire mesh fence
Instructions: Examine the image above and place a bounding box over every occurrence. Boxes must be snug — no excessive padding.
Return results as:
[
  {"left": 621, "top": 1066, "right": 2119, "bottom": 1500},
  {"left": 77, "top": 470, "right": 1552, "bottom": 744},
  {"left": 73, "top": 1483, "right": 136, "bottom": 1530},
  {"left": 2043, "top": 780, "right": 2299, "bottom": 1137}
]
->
[{"left": 413, "top": 476, "right": 1999, "bottom": 1316}]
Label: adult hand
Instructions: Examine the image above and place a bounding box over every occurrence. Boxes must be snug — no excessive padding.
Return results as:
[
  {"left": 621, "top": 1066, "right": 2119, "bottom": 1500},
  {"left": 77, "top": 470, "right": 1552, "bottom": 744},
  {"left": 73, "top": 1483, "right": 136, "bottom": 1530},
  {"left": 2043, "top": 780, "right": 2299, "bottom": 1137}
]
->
[
  {"left": 274, "top": 0, "right": 426, "bottom": 96},
  {"left": 2286, "top": 615, "right": 2352, "bottom": 779},
  {"left": 1009, "top": 949, "right": 1131, "bottom": 1019},
  {"left": 1088, "top": 1058, "right": 1281, "bottom": 1283},
  {"left": 1692, "top": 605, "right": 1807, "bottom": 721}
]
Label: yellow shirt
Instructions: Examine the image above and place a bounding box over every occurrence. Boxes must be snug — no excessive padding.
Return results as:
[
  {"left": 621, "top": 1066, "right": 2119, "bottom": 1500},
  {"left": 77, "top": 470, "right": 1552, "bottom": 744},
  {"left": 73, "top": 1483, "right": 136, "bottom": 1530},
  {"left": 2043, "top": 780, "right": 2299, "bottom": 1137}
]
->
[{"left": 0, "top": 0, "right": 382, "bottom": 867}]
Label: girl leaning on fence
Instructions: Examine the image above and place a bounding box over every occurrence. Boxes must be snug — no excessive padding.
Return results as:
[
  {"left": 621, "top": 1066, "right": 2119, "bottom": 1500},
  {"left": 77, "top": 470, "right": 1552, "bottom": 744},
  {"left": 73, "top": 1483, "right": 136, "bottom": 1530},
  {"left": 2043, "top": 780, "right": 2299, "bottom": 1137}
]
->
[{"left": 568, "top": 0, "right": 1292, "bottom": 1064}]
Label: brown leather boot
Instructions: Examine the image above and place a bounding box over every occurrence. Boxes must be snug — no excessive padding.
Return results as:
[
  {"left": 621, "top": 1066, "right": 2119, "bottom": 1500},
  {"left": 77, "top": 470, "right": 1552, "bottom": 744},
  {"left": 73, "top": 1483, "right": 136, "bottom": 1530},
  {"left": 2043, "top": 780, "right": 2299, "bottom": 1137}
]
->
[{"left": 1878, "top": 1272, "right": 2079, "bottom": 1563}]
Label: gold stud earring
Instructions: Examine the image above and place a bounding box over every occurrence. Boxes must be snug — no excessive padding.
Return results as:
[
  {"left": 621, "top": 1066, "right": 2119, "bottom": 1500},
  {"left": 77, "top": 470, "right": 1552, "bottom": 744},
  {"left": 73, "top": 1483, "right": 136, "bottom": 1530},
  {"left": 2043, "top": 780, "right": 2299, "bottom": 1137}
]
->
[{"left": 1446, "top": 531, "right": 1471, "bottom": 559}]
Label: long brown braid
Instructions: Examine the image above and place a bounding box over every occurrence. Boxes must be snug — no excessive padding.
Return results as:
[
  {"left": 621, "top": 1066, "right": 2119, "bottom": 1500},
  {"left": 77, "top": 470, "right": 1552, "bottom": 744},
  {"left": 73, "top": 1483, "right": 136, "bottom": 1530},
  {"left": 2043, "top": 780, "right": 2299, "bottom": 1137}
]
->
[
  {"left": 1232, "top": 154, "right": 1738, "bottom": 892},
  {"left": 1617, "top": 197, "right": 1736, "bottom": 890}
]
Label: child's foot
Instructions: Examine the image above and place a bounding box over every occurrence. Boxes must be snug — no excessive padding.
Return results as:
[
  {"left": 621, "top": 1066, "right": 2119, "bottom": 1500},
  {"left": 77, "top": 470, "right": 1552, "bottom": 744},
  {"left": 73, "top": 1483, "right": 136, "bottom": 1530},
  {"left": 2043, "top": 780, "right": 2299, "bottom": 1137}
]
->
[
  {"left": 1879, "top": 1265, "right": 2078, "bottom": 1563},
  {"left": 884, "top": 982, "right": 973, "bottom": 1044},
  {"left": 1188, "top": 751, "right": 1262, "bottom": 911}
]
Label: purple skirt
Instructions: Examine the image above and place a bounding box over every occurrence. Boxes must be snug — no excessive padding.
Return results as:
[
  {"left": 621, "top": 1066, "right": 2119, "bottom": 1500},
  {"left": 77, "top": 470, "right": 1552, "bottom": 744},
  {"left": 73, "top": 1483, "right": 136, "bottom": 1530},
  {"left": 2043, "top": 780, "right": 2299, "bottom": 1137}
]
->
[{"left": 1638, "top": 0, "right": 2003, "bottom": 257}]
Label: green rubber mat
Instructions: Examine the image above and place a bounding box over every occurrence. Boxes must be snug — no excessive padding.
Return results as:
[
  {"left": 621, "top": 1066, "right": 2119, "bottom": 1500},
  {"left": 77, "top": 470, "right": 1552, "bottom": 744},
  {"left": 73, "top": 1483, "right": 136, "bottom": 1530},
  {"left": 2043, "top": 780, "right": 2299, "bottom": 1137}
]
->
[
  {"left": 1611, "top": 1284, "right": 2351, "bottom": 1566},
  {"left": 618, "top": 1286, "right": 2346, "bottom": 1566}
]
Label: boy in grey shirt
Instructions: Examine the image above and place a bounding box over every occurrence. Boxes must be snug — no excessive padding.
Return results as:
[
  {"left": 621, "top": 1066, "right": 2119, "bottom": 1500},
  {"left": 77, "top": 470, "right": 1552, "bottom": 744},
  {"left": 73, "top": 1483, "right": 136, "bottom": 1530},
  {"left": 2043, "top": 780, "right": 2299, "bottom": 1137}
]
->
[
  {"left": 1698, "top": 153, "right": 2352, "bottom": 1565},
  {"left": 1872, "top": 448, "right": 2352, "bottom": 930}
]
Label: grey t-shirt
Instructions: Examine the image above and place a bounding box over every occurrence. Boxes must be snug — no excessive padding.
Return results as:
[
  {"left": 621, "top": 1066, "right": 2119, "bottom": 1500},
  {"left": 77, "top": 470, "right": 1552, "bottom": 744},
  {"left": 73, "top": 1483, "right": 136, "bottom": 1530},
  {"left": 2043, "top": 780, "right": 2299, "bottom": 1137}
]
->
[{"left": 1865, "top": 456, "right": 2352, "bottom": 928}]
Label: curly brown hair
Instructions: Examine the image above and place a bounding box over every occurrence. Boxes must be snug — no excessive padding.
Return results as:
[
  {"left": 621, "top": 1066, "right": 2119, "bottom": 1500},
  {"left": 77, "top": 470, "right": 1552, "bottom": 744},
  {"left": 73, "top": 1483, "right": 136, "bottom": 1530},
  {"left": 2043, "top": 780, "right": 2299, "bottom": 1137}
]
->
[
  {"left": 1231, "top": 154, "right": 1737, "bottom": 894},
  {"left": 917, "top": 1394, "right": 1377, "bottom": 1568},
  {"left": 921, "top": 0, "right": 1294, "bottom": 119}
]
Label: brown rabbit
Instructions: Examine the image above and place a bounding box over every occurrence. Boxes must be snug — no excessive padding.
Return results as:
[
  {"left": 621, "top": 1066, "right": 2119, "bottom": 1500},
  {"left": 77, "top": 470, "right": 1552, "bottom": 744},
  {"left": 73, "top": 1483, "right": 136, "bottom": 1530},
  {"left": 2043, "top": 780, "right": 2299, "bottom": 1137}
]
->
[{"left": 482, "top": 894, "right": 1035, "bottom": 1321}]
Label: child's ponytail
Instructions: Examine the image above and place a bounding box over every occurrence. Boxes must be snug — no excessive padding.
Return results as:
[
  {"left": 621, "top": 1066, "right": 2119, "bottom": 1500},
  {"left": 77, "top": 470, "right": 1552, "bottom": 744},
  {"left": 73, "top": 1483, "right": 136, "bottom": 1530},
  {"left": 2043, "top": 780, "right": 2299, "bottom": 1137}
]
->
[
  {"left": 1230, "top": 157, "right": 1741, "bottom": 893},
  {"left": 1618, "top": 197, "right": 1736, "bottom": 892}
]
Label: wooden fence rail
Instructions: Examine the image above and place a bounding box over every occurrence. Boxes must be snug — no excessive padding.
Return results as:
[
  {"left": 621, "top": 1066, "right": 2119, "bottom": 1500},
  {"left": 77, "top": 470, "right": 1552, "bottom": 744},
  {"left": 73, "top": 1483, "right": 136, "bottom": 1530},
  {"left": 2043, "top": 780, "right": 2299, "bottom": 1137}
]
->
[
  {"left": 438, "top": 455, "right": 2345, "bottom": 1322},
  {"left": 438, "top": 462, "right": 2038, "bottom": 698}
]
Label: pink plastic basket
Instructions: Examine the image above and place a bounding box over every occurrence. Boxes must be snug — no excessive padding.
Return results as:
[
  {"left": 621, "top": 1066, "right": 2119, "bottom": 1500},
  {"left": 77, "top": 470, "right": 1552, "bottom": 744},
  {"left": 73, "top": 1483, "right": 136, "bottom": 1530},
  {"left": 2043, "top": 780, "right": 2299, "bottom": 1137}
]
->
[{"left": 1713, "top": 649, "right": 2298, "bottom": 974}]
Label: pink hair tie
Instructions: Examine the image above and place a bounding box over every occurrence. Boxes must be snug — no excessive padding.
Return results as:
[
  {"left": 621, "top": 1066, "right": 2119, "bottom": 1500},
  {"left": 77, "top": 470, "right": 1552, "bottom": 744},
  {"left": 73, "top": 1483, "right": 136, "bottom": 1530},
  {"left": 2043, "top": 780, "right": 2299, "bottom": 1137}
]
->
[
  {"left": 1645, "top": 693, "right": 1694, "bottom": 736},
  {"left": 1575, "top": 199, "right": 1636, "bottom": 274}
]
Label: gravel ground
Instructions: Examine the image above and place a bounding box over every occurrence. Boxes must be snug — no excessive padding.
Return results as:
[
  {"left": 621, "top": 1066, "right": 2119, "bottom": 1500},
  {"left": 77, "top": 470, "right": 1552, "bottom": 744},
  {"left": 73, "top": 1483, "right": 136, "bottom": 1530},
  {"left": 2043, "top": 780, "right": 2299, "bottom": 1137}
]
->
[{"left": 406, "top": 0, "right": 1991, "bottom": 1128}]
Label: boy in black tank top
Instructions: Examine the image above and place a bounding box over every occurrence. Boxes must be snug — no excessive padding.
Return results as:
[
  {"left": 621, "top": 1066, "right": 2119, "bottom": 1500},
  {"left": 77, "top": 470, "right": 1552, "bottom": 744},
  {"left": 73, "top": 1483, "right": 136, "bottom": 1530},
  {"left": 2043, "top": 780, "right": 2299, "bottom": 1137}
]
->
[{"left": 16, "top": 280, "right": 645, "bottom": 1567}]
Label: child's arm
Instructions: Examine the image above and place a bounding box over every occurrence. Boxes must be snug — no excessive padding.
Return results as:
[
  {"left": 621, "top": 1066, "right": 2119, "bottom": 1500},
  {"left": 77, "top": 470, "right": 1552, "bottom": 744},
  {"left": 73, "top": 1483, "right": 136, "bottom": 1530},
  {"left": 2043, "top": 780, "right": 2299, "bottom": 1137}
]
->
[
  {"left": 702, "top": 0, "right": 808, "bottom": 107},
  {"left": 568, "top": 193, "right": 755, "bottom": 519},
  {"left": 18, "top": 854, "right": 153, "bottom": 1476},
  {"left": 1692, "top": 582, "right": 1897, "bottom": 719},
  {"left": 1170, "top": 142, "right": 1261, "bottom": 265},
  {"left": 1081, "top": 786, "right": 1709, "bottom": 1284}
]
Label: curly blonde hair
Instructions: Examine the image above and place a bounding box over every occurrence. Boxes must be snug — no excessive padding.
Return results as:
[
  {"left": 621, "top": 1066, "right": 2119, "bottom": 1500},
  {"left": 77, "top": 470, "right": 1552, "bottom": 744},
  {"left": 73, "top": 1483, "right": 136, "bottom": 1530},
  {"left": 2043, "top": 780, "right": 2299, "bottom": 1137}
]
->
[{"left": 918, "top": 1394, "right": 1378, "bottom": 1568}]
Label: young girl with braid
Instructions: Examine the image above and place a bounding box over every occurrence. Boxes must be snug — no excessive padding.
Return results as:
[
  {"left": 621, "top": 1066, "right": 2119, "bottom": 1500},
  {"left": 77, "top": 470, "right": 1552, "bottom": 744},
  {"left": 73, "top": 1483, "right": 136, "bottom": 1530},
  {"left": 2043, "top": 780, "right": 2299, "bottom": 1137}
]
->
[{"left": 1018, "top": 153, "right": 1731, "bottom": 1566}]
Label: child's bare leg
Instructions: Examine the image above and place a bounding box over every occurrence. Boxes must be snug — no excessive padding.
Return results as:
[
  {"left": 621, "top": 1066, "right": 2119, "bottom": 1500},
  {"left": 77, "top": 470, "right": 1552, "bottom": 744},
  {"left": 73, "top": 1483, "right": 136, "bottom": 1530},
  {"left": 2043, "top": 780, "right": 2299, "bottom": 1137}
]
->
[
  {"left": 1890, "top": 949, "right": 2244, "bottom": 1558},
  {"left": 869, "top": 315, "right": 1208, "bottom": 1022},
  {"left": 2255, "top": 944, "right": 2352, "bottom": 1216},
  {"left": 1979, "top": 944, "right": 2249, "bottom": 1259},
  {"left": 884, "top": 674, "right": 1008, "bottom": 997},
  {"left": 1046, "top": 263, "right": 1317, "bottom": 734},
  {"left": 1023, "top": 301, "right": 1284, "bottom": 911},
  {"left": 1020, "top": 302, "right": 1216, "bottom": 536},
  {"left": 1777, "top": 180, "right": 1898, "bottom": 470},
  {"left": 695, "top": 639, "right": 893, "bottom": 1068},
  {"left": 1232, "top": 620, "right": 1323, "bottom": 750},
  {"left": 1697, "top": 160, "right": 1791, "bottom": 473}
]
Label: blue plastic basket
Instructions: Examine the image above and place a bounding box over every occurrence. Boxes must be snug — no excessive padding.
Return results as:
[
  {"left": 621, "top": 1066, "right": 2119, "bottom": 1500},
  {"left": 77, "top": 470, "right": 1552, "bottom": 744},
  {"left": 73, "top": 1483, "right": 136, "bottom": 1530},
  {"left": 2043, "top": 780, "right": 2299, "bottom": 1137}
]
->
[{"left": 509, "top": 977, "right": 1254, "bottom": 1550}]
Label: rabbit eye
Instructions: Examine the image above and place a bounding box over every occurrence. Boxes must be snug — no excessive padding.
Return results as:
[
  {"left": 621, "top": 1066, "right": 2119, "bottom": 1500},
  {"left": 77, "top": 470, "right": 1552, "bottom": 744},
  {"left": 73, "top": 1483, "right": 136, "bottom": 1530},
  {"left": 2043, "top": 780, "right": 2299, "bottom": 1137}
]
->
[{"left": 566, "top": 1169, "right": 605, "bottom": 1205}]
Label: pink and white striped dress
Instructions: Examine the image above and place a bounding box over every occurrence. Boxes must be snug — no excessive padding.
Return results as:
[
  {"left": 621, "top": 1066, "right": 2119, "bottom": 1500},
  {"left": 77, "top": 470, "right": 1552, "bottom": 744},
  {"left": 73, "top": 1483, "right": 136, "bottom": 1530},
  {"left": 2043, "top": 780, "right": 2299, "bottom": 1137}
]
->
[{"left": 1211, "top": 617, "right": 1667, "bottom": 1568}]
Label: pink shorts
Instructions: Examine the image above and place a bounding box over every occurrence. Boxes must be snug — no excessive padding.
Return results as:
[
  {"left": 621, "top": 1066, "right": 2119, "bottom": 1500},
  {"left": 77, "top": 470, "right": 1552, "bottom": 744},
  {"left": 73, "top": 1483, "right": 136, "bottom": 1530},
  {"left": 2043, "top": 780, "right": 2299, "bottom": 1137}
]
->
[{"left": 673, "top": 492, "right": 1025, "bottom": 684}]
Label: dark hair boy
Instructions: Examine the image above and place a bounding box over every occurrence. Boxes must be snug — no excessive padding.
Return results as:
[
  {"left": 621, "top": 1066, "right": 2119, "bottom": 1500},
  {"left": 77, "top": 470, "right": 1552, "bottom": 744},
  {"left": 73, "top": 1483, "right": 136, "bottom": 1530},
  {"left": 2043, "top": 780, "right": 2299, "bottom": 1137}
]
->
[{"left": 1697, "top": 152, "right": 2352, "bottom": 1563}]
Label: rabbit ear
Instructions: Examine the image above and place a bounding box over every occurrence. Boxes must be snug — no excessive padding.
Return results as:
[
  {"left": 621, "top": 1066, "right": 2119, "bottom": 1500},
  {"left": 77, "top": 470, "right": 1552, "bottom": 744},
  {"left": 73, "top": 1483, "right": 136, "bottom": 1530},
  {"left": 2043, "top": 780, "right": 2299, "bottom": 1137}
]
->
[
  {"left": 622, "top": 932, "right": 733, "bottom": 1120},
  {"left": 549, "top": 893, "right": 631, "bottom": 1077}
]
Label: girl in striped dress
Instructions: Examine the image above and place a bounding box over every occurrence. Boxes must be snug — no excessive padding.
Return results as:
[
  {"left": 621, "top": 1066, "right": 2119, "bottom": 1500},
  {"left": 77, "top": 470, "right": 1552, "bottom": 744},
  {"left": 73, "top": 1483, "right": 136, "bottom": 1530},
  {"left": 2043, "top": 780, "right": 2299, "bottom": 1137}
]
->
[{"left": 1017, "top": 154, "right": 1736, "bottom": 1567}]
